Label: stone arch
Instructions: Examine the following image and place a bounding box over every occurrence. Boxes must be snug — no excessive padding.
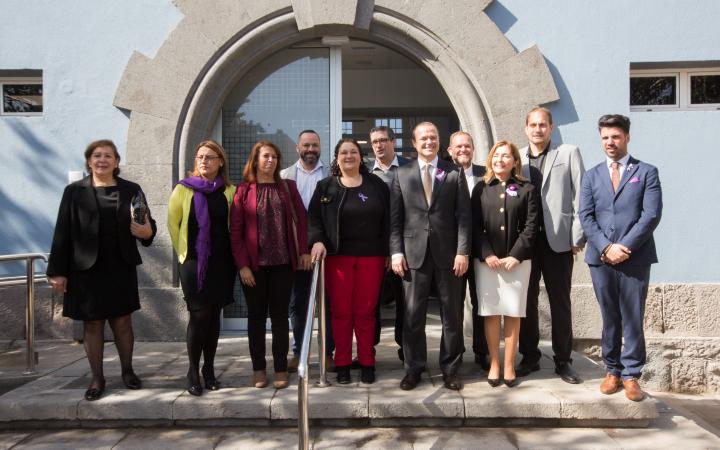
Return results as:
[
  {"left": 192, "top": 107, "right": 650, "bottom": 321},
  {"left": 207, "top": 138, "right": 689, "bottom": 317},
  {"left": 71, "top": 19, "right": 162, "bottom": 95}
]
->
[{"left": 113, "top": 0, "right": 558, "bottom": 290}]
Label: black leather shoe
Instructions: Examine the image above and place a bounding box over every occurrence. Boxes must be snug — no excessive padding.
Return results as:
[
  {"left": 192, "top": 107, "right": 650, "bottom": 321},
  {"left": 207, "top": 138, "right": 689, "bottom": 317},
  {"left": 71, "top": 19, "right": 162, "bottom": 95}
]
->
[
  {"left": 443, "top": 374, "right": 463, "bottom": 390},
  {"left": 202, "top": 367, "right": 221, "bottom": 390},
  {"left": 187, "top": 372, "right": 203, "bottom": 396},
  {"left": 400, "top": 372, "right": 421, "bottom": 390},
  {"left": 555, "top": 362, "right": 582, "bottom": 384},
  {"left": 360, "top": 366, "right": 375, "bottom": 384},
  {"left": 84, "top": 379, "right": 106, "bottom": 401},
  {"left": 122, "top": 371, "right": 142, "bottom": 390},
  {"left": 515, "top": 360, "right": 540, "bottom": 377},
  {"left": 504, "top": 378, "right": 519, "bottom": 388},
  {"left": 487, "top": 378, "right": 502, "bottom": 387},
  {"left": 336, "top": 366, "right": 352, "bottom": 384},
  {"left": 474, "top": 354, "right": 490, "bottom": 371}
]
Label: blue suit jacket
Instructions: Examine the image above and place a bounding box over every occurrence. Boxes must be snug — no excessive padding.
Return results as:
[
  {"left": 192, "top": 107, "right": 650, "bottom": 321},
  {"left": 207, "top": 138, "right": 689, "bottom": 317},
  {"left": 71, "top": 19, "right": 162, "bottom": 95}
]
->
[{"left": 579, "top": 156, "right": 662, "bottom": 266}]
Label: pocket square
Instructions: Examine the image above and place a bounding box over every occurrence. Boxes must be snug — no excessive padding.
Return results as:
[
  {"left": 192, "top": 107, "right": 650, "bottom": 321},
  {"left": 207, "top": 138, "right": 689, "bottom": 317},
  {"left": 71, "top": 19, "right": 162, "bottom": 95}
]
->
[{"left": 629, "top": 176, "right": 640, "bottom": 183}]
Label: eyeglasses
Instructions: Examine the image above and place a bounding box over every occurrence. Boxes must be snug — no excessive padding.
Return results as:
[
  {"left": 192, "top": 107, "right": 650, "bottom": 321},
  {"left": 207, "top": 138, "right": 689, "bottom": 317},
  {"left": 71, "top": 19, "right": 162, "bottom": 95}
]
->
[
  {"left": 196, "top": 155, "right": 220, "bottom": 162},
  {"left": 371, "top": 138, "right": 390, "bottom": 145}
]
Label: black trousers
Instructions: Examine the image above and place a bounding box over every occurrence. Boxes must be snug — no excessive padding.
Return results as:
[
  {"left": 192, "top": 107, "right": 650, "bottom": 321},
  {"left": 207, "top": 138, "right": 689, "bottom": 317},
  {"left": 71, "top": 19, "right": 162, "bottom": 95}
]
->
[
  {"left": 520, "top": 231, "right": 574, "bottom": 365},
  {"left": 402, "top": 249, "right": 464, "bottom": 376},
  {"left": 465, "top": 263, "right": 488, "bottom": 357},
  {"left": 241, "top": 264, "right": 293, "bottom": 372},
  {"left": 374, "top": 268, "right": 404, "bottom": 347}
]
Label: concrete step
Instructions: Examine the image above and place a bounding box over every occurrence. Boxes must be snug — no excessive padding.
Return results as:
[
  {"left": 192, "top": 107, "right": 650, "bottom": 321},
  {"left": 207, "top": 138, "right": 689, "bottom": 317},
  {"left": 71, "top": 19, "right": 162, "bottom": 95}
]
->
[{"left": 0, "top": 336, "right": 658, "bottom": 429}]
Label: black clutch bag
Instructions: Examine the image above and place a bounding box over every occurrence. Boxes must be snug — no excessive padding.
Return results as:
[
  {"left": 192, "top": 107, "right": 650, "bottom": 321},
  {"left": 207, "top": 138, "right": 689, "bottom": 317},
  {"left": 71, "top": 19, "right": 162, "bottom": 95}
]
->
[{"left": 131, "top": 190, "right": 148, "bottom": 225}]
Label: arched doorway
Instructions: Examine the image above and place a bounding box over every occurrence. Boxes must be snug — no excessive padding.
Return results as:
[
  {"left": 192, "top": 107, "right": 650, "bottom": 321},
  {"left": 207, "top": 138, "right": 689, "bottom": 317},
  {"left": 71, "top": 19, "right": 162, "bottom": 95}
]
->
[{"left": 113, "top": 0, "right": 559, "bottom": 339}]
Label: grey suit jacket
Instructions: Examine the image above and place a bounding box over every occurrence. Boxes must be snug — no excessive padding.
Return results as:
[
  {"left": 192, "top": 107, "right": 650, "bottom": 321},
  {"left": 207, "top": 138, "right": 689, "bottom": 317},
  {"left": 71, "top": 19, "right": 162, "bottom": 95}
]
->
[
  {"left": 390, "top": 159, "right": 471, "bottom": 270},
  {"left": 521, "top": 143, "right": 585, "bottom": 253}
]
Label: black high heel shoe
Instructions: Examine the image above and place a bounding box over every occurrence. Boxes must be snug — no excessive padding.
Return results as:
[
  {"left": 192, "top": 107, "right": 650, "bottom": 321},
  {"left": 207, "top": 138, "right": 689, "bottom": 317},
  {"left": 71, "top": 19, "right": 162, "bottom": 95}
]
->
[
  {"left": 122, "top": 371, "right": 142, "bottom": 390},
  {"left": 201, "top": 366, "right": 221, "bottom": 390},
  {"left": 504, "top": 378, "right": 519, "bottom": 388},
  {"left": 487, "top": 377, "right": 502, "bottom": 387},
  {"left": 187, "top": 371, "right": 203, "bottom": 396},
  {"left": 84, "top": 378, "right": 106, "bottom": 401}
]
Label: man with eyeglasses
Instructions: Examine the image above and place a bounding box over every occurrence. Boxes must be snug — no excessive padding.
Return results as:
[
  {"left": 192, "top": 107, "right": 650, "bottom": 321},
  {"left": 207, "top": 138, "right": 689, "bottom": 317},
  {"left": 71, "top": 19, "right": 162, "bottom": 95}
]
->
[
  {"left": 281, "top": 130, "right": 334, "bottom": 372},
  {"left": 367, "top": 126, "right": 410, "bottom": 362}
]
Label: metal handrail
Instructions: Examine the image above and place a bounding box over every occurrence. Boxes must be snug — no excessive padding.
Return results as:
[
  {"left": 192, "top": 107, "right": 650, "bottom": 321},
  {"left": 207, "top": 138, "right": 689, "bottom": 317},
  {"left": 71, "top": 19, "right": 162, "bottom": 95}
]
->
[
  {"left": 0, "top": 252, "right": 49, "bottom": 375},
  {"left": 298, "top": 259, "right": 329, "bottom": 450}
]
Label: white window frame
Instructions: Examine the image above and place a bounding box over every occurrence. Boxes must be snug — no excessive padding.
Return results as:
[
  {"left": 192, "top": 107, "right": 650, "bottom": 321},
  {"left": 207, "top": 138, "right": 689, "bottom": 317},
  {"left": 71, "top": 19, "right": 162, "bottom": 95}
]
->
[
  {"left": 686, "top": 69, "right": 720, "bottom": 110},
  {"left": 0, "top": 77, "right": 43, "bottom": 116},
  {"left": 630, "top": 68, "right": 720, "bottom": 111}
]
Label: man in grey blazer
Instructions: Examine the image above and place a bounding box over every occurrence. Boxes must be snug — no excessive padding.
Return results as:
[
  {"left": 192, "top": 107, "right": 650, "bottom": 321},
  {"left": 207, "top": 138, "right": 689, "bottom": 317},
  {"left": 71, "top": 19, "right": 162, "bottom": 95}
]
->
[
  {"left": 518, "top": 107, "right": 585, "bottom": 384},
  {"left": 446, "top": 131, "right": 489, "bottom": 371},
  {"left": 390, "top": 122, "right": 471, "bottom": 391},
  {"left": 280, "top": 130, "right": 332, "bottom": 371},
  {"left": 367, "top": 126, "right": 410, "bottom": 362}
]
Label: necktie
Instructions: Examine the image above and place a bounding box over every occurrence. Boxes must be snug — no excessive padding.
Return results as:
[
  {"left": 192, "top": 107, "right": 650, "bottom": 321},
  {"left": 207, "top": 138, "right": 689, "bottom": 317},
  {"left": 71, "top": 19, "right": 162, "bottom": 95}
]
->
[
  {"left": 422, "top": 164, "right": 433, "bottom": 205},
  {"left": 611, "top": 161, "right": 620, "bottom": 192}
]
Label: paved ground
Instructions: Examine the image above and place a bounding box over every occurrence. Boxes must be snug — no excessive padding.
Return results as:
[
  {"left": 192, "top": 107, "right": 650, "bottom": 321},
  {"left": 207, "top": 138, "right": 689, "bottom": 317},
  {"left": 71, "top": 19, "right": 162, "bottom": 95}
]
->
[{"left": 1, "top": 311, "right": 719, "bottom": 448}]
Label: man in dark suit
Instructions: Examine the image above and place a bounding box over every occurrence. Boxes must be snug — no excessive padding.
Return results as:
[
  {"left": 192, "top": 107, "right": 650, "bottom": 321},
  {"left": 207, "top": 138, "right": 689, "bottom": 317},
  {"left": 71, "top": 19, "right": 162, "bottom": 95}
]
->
[
  {"left": 390, "top": 122, "right": 471, "bottom": 391},
  {"left": 446, "top": 131, "right": 489, "bottom": 371},
  {"left": 367, "top": 126, "right": 411, "bottom": 362},
  {"left": 579, "top": 114, "right": 662, "bottom": 402},
  {"left": 518, "top": 107, "right": 586, "bottom": 384}
]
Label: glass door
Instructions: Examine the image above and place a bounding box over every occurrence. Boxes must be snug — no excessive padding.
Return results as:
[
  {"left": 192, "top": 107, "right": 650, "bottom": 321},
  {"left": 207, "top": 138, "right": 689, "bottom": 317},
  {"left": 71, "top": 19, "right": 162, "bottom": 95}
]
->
[{"left": 220, "top": 46, "right": 341, "bottom": 331}]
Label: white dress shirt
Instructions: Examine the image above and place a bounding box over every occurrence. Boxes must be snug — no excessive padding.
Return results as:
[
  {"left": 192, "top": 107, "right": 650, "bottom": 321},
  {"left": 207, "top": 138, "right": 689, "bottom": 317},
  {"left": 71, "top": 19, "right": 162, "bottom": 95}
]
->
[
  {"left": 295, "top": 160, "right": 325, "bottom": 210},
  {"left": 464, "top": 165, "right": 477, "bottom": 195},
  {"left": 606, "top": 153, "right": 631, "bottom": 182}
]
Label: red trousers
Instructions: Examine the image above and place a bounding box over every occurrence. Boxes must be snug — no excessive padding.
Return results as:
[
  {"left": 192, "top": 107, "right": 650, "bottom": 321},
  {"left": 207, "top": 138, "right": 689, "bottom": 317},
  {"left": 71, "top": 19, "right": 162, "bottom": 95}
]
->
[{"left": 325, "top": 255, "right": 385, "bottom": 367}]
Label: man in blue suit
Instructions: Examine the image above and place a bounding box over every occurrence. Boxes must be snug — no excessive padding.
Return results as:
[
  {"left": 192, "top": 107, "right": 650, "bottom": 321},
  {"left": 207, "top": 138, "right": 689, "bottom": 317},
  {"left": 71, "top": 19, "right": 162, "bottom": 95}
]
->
[{"left": 579, "top": 114, "right": 662, "bottom": 402}]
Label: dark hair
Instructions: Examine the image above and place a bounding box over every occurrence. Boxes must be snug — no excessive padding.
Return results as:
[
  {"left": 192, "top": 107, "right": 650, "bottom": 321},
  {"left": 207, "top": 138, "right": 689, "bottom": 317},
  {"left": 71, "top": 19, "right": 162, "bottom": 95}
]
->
[
  {"left": 331, "top": 138, "right": 369, "bottom": 177},
  {"left": 369, "top": 125, "right": 395, "bottom": 140},
  {"left": 84, "top": 139, "right": 121, "bottom": 177},
  {"left": 411, "top": 121, "right": 439, "bottom": 143},
  {"left": 243, "top": 140, "right": 282, "bottom": 183},
  {"left": 191, "top": 139, "right": 231, "bottom": 186},
  {"left": 298, "top": 129, "right": 320, "bottom": 141},
  {"left": 598, "top": 114, "right": 631, "bottom": 134},
  {"left": 525, "top": 106, "right": 553, "bottom": 125}
]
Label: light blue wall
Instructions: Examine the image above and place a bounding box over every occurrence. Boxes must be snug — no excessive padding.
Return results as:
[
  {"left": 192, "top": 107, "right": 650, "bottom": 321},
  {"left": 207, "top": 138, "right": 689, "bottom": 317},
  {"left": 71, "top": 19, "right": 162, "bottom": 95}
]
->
[
  {"left": 486, "top": 0, "right": 720, "bottom": 282},
  {"left": 0, "top": 1, "right": 181, "bottom": 275},
  {"left": 1, "top": 1, "right": 718, "bottom": 282}
]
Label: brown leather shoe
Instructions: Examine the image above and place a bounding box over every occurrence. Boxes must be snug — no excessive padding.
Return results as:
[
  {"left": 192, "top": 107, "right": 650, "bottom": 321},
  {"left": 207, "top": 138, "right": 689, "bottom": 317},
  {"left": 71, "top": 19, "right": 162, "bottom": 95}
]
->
[
  {"left": 623, "top": 378, "right": 644, "bottom": 402},
  {"left": 253, "top": 370, "right": 267, "bottom": 388},
  {"left": 273, "top": 371, "right": 289, "bottom": 389},
  {"left": 599, "top": 373, "right": 622, "bottom": 395},
  {"left": 287, "top": 357, "right": 299, "bottom": 373}
]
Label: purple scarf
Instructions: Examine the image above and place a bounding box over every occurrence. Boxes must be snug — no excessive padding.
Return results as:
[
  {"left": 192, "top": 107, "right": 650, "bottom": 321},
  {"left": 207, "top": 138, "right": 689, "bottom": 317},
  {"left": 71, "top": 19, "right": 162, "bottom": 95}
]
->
[{"left": 178, "top": 175, "right": 225, "bottom": 291}]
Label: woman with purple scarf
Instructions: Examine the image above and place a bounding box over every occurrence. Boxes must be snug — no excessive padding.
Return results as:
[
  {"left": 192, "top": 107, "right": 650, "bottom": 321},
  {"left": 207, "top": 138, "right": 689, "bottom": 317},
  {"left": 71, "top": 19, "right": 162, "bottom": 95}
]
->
[{"left": 168, "top": 139, "right": 236, "bottom": 396}]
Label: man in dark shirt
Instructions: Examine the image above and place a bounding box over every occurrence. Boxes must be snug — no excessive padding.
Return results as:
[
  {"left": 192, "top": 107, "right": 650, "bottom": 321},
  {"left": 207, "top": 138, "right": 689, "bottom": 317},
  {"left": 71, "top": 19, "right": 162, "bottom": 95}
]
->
[{"left": 518, "top": 107, "right": 586, "bottom": 384}]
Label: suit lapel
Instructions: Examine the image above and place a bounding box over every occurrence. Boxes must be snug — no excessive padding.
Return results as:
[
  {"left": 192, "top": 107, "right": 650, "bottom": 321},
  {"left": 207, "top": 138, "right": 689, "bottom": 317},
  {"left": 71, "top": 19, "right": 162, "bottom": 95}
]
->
[
  {"left": 521, "top": 149, "right": 531, "bottom": 180},
  {"left": 406, "top": 160, "right": 428, "bottom": 208},
  {"left": 614, "top": 157, "right": 639, "bottom": 199},
  {"left": 430, "top": 161, "right": 450, "bottom": 207},
  {"left": 542, "top": 147, "right": 559, "bottom": 190}
]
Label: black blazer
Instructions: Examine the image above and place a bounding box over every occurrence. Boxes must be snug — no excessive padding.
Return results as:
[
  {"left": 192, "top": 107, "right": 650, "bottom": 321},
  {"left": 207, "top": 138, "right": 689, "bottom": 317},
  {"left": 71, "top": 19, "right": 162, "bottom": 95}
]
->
[
  {"left": 46, "top": 176, "right": 157, "bottom": 276},
  {"left": 390, "top": 159, "right": 472, "bottom": 269},
  {"left": 307, "top": 173, "right": 390, "bottom": 255},
  {"left": 471, "top": 177, "right": 538, "bottom": 261}
]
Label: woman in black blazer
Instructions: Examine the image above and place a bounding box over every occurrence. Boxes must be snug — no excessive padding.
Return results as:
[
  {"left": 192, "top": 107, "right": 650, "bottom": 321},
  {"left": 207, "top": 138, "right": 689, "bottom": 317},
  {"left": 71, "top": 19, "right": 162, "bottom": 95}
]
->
[
  {"left": 472, "top": 140, "right": 537, "bottom": 388},
  {"left": 47, "top": 139, "right": 156, "bottom": 401}
]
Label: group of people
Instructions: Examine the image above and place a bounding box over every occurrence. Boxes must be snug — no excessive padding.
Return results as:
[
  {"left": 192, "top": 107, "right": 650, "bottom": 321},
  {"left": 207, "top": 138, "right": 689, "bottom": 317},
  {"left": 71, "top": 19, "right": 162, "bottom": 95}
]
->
[{"left": 46, "top": 108, "right": 662, "bottom": 404}]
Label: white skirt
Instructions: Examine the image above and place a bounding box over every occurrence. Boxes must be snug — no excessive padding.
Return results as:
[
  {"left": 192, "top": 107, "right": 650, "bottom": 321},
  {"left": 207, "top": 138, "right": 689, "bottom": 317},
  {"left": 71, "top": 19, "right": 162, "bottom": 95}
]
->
[{"left": 474, "top": 258, "right": 531, "bottom": 317}]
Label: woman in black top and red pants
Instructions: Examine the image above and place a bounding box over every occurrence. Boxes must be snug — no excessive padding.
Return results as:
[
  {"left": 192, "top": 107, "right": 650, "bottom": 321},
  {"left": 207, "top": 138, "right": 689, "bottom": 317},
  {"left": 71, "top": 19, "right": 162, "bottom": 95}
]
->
[{"left": 308, "top": 138, "right": 390, "bottom": 385}]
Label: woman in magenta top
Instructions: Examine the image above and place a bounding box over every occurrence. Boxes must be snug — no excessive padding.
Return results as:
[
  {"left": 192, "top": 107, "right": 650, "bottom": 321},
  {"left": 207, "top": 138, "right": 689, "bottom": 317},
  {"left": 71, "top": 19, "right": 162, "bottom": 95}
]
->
[{"left": 230, "top": 141, "right": 310, "bottom": 389}]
